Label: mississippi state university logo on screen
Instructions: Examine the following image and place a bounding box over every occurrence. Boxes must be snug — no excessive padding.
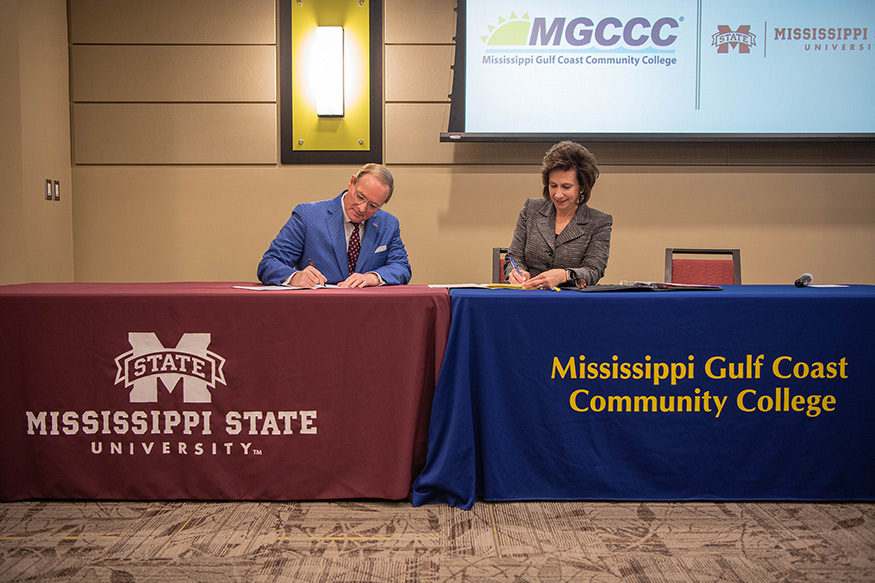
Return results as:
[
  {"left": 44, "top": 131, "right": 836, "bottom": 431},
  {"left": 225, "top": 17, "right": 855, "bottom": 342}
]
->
[
  {"left": 712, "top": 25, "right": 756, "bottom": 53},
  {"left": 114, "top": 332, "right": 227, "bottom": 403}
]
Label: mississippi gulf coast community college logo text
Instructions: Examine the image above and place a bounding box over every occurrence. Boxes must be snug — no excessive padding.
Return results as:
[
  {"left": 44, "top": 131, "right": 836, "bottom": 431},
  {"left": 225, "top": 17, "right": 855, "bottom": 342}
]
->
[
  {"left": 480, "top": 12, "right": 680, "bottom": 49},
  {"left": 476, "top": 11, "right": 681, "bottom": 68}
]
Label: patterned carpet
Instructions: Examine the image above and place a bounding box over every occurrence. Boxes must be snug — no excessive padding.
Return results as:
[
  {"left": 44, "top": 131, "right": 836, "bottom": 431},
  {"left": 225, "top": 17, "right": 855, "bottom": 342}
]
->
[{"left": 1, "top": 500, "right": 873, "bottom": 582}]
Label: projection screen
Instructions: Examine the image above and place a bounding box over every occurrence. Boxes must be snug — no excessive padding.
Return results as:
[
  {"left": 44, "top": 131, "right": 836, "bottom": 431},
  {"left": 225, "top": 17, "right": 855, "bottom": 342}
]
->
[{"left": 442, "top": 0, "right": 875, "bottom": 142}]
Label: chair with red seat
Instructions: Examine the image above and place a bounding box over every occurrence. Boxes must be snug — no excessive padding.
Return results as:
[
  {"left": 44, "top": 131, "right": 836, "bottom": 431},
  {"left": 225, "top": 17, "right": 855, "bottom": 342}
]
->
[
  {"left": 492, "top": 247, "right": 509, "bottom": 283},
  {"left": 665, "top": 248, "right": 741, "bottom": 285}
]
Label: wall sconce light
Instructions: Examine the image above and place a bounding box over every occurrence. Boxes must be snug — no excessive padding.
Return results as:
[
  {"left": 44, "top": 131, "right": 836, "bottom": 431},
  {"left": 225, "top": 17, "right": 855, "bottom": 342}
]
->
[
  {"left": 314, "top": 26, "right": 344, "bottom": 117},
  {"left": 281, "top": 0, "right": 383, "bottom": 164}
]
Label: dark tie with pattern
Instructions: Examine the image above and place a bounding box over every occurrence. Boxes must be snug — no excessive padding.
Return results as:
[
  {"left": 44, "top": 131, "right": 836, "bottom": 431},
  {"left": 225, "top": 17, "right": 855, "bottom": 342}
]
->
[{"left": 348, "top": 222, "right": 360, "bottom": 275}]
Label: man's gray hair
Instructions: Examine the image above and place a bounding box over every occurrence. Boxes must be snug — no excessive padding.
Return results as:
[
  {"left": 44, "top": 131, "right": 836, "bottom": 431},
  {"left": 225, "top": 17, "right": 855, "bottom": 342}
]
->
[{"left": 354, "top": 163, "right": 395, "bottom": 202}]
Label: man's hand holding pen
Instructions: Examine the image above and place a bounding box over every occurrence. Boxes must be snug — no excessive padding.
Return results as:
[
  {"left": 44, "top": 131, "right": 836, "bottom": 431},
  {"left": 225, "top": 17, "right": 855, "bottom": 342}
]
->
[{"left": 289, "top": 259, "right": 327, "bottom": 287}]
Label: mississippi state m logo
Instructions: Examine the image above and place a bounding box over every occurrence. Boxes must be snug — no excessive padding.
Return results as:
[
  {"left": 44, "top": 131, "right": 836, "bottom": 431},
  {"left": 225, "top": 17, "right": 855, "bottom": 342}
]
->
[
  {"left": 712, "top": 25, "right": 756, "bottom": 53},
  {"left": 114, "top": 333, "right": 227, "bottom": 403}
]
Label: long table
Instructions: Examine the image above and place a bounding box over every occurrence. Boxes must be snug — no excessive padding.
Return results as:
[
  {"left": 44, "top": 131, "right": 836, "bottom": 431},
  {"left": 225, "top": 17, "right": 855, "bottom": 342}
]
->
[
  {"left": 413, "top": 285, "right": 875, "bottom": 509},
  {"left": 0, "top": 282, "right": 450, "bottom": 501}
]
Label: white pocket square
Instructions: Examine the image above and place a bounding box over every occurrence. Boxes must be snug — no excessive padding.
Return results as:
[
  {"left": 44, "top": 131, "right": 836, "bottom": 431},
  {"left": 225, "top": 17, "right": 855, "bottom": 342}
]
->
[{"left": 375, "top": 245, "right": 387, "bottom": 253}]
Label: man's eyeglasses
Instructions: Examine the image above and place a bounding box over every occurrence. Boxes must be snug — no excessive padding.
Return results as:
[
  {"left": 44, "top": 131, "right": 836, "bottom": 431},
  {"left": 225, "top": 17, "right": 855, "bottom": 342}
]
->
[{"left": 351, "top": 188, "right": 383, "bottom": 211}]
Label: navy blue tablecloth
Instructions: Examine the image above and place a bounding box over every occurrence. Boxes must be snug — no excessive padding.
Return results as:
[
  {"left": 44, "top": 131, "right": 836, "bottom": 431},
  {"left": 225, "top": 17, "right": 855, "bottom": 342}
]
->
[{"left": 413, "top": 285, "right": 875, "bottom": 509}]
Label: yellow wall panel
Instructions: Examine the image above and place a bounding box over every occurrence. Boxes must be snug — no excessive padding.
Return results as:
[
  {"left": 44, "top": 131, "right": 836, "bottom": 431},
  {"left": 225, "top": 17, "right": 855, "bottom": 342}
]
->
[
  {"left": 73, "top": 103, "right": 276, "bottom": 164},
  {"left": 290, "top": 0, "right": 371, "bottom": 153},
  {"left": 70, "top": 0, "right": 276, "bottom": 44},
  {"left": 72, "top": 45, "right": 276, "bottom": 103}
]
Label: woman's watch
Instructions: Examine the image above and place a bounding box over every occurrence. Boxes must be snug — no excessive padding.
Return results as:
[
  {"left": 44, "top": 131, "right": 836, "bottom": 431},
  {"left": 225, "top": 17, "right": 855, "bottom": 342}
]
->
[{"left": 565, "top": 269, "right": 580, "bottom": 286}]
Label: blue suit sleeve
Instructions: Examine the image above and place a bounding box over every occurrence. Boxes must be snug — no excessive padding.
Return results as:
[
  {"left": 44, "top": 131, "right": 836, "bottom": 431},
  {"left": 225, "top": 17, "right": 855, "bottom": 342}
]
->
[
  {"left": 370, "top": 219, "right": 412, "bottom": 285},
  {"left": 257, "top": 206, "right": 307, "bottom": 285}
]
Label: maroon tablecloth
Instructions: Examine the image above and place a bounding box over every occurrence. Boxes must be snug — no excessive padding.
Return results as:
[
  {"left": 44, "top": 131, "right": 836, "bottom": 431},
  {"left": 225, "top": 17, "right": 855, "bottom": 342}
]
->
[{"left": 0, "top": 282, "right": 450, "bottom": 501}]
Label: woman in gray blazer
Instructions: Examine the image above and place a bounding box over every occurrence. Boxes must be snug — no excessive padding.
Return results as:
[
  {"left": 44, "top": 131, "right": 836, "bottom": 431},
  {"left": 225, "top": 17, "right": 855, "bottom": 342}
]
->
[{"left": 505, "top": 141, "right": 612, "bottom": 288}]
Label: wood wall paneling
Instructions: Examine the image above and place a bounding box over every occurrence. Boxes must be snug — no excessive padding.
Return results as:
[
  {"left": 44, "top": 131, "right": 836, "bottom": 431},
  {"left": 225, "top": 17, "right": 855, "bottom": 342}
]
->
[
  {"left": 70, "top": 0, "right": 276, "bottom": 44},
  {"left": 73, "top": 103, "right": 277, "bottom": 164},
  {"left": 385, "top": 45, "right": 453, "bottom": 103},
  {"left": 70, "top": 0, "right": 277, "bottom": 165},
  {"left": 71, "top": 45, "right": 276, "bottom": 102},
  {"left": 384, "top": 0, "right": 455, "bottom": 44},
  {"left": 385, "top": 103, "right": 552, "bottom": 165}
]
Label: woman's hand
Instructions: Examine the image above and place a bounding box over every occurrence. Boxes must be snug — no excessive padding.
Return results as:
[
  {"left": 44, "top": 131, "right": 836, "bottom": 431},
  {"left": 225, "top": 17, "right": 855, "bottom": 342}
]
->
[
  {"left": 522, "top": 268, "right": 566, "bottom": 290},
  {"left": 508, "top": 268, "right": 530, "bottom": 285}
]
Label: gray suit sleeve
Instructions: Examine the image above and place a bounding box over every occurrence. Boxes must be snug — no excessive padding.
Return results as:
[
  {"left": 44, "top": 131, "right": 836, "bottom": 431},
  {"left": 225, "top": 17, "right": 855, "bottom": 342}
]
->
[{"left": 571, "top": 211, "right": 612, "bottom": 286}]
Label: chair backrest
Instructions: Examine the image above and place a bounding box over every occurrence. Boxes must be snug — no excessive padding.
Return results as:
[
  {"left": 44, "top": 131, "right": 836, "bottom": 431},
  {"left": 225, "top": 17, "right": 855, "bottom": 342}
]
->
[
  {"left": 665, "top": 248, "right": 741, "bottom": 285},
  {"left": 492, "top": 247, "right": 508, "bottom": 283}
]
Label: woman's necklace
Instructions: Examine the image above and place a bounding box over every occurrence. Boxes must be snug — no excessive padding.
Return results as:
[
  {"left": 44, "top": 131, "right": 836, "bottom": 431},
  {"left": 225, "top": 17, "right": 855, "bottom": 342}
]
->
[{"left": 555, "top": 208, "right": 575, "bottom": 234}]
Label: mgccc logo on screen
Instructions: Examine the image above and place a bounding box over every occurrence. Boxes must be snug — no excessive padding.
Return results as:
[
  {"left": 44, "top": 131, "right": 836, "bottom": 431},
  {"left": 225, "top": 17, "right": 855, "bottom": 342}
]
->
[{"left": 480, "top": 12, "right": 680, "bottom": 49}]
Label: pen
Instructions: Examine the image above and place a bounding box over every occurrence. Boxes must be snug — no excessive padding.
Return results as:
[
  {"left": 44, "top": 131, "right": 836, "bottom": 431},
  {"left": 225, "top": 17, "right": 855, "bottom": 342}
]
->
[
  {"left": 508, "top": 254, "right": 522, "bottom": 278},
  {"left": 306, "top": 258, "right": 328, "bottom": 287}
]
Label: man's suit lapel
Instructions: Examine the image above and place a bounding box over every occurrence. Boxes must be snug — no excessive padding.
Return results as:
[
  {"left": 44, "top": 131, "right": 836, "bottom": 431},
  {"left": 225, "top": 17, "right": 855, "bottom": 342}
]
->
[{"left": 357, "top": 214, "right": 381, "bottom": 271}]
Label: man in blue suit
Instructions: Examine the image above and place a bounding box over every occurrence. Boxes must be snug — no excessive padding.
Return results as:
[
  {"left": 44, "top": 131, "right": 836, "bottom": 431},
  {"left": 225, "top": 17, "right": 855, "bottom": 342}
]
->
[{"left": 258, "top": 164, "right": 412, "bottom": 287}]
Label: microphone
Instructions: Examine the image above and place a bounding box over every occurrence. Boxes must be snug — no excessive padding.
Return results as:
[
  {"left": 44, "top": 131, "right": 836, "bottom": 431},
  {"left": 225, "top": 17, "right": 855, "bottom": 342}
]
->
[{"left": 795, "top": 273, "right": 813, "bottom": 287}]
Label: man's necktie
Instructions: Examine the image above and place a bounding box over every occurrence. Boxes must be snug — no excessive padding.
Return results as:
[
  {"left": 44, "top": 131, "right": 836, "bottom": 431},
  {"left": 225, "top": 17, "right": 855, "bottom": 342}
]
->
[{"left": 348, "top": 222, "right": 360, "bottom": 275}]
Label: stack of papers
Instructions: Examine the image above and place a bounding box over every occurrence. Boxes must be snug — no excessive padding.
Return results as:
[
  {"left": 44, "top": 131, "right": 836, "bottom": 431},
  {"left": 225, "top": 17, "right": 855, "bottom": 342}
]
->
[{"left": 618, "top": 280, "right": 723, "bottom": 291}]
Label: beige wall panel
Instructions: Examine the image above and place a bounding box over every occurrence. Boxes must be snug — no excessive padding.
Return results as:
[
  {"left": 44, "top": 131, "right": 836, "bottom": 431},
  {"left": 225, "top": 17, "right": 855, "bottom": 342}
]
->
[
  {"left": 72, "top": 165, "right": 360, "bottom": 282},
  {"left": 385, "top": 101, "right": 875, "bottom": 167},
  {"left": 385, "top": 45, "right": 453, "bottom": 102},
  {"left": 596, "top": 167, "right": 875, "bottom": 285},
  {"left": 727, "top": 142, "right": 875, "bottom": 166},
  {"left": 70, "top": 0, "right": 275, "bottom": 44},
  {"left": 385, "top": 0, "right": 455, "bottom": 44},
  {"left": 385, "top": 103, "right": 738, "bottom": 166},
  {"left": 71, "top": 46, "right": 276, "bottom": 103},
  {"left": 71, "top": 165, "right": 875, "bottom": 286},
  {"left": 388, "top": 165, "right": 875, "bottom": 286},
  {"left": 73, "top": 103, "right": 277, "bottom": 164},
  {"left": 0, "top": 0, "right": 25, "bottom": 284},
  {"left": 385, "top": 101, "right": 875, "bottom": 166},
  {"left": 17, "top": 0, "right": 74, "bottom": 283},
  {"left": 386, "top": 103, "right": 548, "bottom": 164}
]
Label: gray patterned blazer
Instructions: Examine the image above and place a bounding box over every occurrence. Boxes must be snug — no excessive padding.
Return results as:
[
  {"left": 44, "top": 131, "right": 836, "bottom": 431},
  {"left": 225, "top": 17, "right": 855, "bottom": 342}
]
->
[{"left": 505, "top": 198, "right": 612, "bottom": 286}]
